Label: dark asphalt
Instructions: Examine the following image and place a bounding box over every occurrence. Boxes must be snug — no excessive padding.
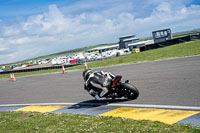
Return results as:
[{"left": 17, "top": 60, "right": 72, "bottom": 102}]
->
[{"left": 0, "top": 56, "right": 200, "bottom": 106}]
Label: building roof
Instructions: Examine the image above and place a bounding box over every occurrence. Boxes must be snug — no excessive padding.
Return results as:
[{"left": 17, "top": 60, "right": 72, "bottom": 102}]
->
[
  {"left": 128, "top": 40, "right": 154, "bottom": 47},
  {"left": 119, "top": 34, "right": 136, "bottom": 40},
  {"left": 122, "top": 37, "right": 139, "bottom": 42},
  {"left": 152, "top": 28, "right": 171, "bottom": 33},
  {"left": 87, "top": 44, "right": 119, "bottom": 52}
]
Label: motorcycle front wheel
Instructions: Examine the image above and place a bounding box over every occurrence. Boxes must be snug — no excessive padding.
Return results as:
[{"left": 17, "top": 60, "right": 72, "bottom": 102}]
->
[{"left": 121, "top": 83, "right": 139, "bottom": 100}]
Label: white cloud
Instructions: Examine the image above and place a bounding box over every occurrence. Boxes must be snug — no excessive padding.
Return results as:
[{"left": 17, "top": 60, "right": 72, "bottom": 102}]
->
[
  {"left": 3, "top": 27, "right": 20, "bottom": 36},
  {"left": 0, "top": 1, "right": 200, "bottom": 64},
  {"left": 155, "top": 2, "right": 171, "bottom": 13},
  {"left": 0, "top": 47, "right": 7, "bottom": 51},
  {"left": 9, "top": 37, "right": 30, "bottom": 45}
]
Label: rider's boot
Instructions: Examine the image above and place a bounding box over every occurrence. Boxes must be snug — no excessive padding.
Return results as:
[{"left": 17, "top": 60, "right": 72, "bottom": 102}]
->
[
  {"left": 94, "top": 94, "right": 101, "bottom": 100},
  {"left": 99, "top": 87, "right": 108, "bottom": 97},
  {"left": 95, "top": 87, "right": 108, "bottom": 100}
]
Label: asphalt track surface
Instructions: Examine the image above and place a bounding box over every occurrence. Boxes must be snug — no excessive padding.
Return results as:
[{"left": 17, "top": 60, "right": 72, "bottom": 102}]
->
[{"left": 0, "top": 55, "right": 200, "bottom": 107}]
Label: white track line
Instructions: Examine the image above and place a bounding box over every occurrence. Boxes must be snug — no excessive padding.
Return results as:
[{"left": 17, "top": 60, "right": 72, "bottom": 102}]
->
[
  {"left": 108, "top": 103, "right": 200, "bottom": 111},
  {"left": 0, "top": 103, "right": 200, "bottom": 111}
]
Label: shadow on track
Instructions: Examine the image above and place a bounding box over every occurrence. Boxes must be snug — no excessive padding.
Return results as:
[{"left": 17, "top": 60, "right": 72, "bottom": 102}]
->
[{"left": 67, "top": 99, "right": 130, "bottom": 109}]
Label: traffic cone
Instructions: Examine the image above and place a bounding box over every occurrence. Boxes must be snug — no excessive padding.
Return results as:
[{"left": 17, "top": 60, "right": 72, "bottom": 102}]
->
[
  {"left": 12, "top": 73, "right": 16, "bottom": 81},
  {"left": 10, "top": 73, "right": 13, "bottom": 81},
  {"left": 84, "top": 60, "right": 88, "bottom": 70},
  {"left": 62, "top": 64, "right": 66, "bottom": 74}
]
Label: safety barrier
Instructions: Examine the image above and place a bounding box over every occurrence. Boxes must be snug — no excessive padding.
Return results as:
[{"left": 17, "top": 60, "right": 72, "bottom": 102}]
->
[
  {"left": 0, "top": 63, "right": 81, "bottom": 74},
  {"left": 145, "top": 33, "right": 200, "bottom": 50}
]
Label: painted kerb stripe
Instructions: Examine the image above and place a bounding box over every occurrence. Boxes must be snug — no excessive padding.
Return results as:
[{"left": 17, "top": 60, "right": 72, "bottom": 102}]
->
[
  {"left": 99, "top": 107, "right": 200, "bottom": 124},
  {"left": 16, "top": 105, "right": 66, "bottom": 113}
]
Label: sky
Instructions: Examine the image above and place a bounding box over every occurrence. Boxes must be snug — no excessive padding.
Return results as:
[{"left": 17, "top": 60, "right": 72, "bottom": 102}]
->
[{"left": 0, "top": 0, "right": 200, "bottom": 65}]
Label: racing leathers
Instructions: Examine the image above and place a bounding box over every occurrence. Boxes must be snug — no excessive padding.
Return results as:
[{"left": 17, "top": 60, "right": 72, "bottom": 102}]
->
[{"left": 84, "top": 71, "right": 114, "bottom": 100}]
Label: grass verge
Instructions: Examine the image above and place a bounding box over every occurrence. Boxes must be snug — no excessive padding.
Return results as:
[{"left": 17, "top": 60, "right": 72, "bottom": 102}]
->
[
  {"left": 0, "top": 40, "right": 200, "bottom": 79},
  {"left": 0, "top": 111, "right": 199, "bottom": 133}
]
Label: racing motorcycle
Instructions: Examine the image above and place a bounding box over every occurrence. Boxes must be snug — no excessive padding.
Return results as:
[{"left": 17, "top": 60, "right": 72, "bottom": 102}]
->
[
  {"left": 105, "top": 75, "right": 139, "bottom": 100},
  {"left": 88, "top": 74, "right": 139, "bottom": 100}
]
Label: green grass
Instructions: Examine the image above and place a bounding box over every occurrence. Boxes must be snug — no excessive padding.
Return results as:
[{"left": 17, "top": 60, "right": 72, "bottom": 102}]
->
[
  {"left": 0, "top": 40, "right": 200, "bottom": 79},
  {"left": 88, "top": 40, "right": 200, "bottom": 68},
  {"left": 0, "top": 111, "right": 199, "bottom": 133}
]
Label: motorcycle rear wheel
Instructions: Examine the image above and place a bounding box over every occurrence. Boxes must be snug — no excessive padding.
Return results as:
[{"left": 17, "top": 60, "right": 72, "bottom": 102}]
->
[{"left": 121, "top": 83, "right": 139, "bottom": 100}]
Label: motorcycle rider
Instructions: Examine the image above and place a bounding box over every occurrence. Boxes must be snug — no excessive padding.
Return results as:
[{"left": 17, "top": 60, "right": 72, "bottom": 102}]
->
[{"left": 83, "top": 69, "right": 115, "bottom": 100}]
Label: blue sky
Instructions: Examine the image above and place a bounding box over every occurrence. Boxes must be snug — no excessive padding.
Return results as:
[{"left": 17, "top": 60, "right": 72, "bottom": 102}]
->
[{"left": 0, "top": 0, "right": 200, "bottom": 64}]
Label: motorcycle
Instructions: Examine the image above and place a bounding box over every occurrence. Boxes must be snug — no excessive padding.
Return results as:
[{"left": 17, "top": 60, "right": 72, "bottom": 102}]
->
[
  {"left": 88, "top": 74, "right": 139, "bottom": 100},
  {"left": 106, "top": 75, "right": 139, "bottom": 100}
]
